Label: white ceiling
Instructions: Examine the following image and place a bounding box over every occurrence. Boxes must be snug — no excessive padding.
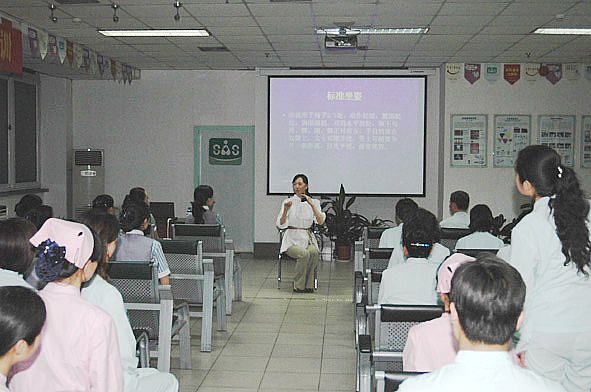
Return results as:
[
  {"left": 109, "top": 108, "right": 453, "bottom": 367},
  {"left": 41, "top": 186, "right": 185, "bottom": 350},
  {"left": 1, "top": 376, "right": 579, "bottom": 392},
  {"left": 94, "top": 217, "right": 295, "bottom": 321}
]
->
[{"left": 1, "top": 0, "right": 590, "bottom": 75}]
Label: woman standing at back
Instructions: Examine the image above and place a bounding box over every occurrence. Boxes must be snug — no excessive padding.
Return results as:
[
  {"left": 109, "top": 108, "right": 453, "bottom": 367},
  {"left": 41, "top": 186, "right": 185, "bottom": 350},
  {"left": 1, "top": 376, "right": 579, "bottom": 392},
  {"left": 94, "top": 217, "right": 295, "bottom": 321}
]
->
[{"left": 511, "top": 145, "right": 591, "bottom": 392}]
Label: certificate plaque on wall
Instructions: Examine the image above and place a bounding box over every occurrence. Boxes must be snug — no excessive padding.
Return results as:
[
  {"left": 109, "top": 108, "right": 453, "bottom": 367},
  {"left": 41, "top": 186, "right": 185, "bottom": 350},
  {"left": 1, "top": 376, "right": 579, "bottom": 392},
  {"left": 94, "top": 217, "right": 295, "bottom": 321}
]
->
[
  {"left": 538, "top": 115, "right": 575, "bottom": 167},
  {"left": 450, "top": 114, "right": 487, "bottom": 167},
  {"left": 581, "top": 116, "right": 591, "bottom": 168},
  {"left": 493, "top": 115, "right": 531, "bottom": 167}
]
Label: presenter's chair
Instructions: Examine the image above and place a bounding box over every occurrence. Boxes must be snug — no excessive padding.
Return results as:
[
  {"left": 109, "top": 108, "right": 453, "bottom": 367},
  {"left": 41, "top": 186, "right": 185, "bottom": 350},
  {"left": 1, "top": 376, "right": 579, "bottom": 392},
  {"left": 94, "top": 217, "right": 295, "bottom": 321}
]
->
[{"left": 277, "top": 227, "right": 319, "bottom": 290}]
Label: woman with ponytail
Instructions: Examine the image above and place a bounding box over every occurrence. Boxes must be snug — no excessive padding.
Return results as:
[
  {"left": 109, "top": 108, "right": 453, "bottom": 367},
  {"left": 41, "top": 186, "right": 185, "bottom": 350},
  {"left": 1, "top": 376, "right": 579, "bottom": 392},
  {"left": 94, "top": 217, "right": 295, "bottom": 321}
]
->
[
  {"left": 113, "top": 201, "right": 170, "bottom": 285},
  {"left": 187, "top": 185, "right": 219, "bottom": 224},
  {"left": 9, "top": 218, "right": 122, "bottom": 392},
  {"left": 511, "top": 145, "right": 591, "bottom": 392}
]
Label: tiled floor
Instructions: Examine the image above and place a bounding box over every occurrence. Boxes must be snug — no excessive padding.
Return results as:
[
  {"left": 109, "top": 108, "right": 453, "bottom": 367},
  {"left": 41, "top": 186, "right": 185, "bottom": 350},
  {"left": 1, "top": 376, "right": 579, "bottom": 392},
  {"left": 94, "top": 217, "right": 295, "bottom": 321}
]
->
[{"left": 169, "top": 254, "right": 356, "bottom": 392}]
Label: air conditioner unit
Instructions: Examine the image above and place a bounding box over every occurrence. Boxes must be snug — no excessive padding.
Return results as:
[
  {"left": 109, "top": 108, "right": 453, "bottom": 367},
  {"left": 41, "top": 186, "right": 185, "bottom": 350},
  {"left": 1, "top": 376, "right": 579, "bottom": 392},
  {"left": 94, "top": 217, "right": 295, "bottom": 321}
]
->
[{"left": 71, "top": 149, "right": 104, "bottom": 219}]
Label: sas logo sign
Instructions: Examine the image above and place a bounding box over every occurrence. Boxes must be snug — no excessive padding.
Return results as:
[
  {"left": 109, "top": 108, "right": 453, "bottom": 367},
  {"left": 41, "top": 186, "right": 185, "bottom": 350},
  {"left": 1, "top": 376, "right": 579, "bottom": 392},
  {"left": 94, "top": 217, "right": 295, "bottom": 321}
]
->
[{"left": 209, "top": 138, "right": 242, "bottom": 165}]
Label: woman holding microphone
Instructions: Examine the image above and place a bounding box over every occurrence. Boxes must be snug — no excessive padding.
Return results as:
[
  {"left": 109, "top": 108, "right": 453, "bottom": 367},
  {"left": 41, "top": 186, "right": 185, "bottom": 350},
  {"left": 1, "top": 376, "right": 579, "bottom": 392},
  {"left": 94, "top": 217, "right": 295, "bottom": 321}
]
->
[{"left": 276, "top": 174, "right": 326, "bottom": 293}]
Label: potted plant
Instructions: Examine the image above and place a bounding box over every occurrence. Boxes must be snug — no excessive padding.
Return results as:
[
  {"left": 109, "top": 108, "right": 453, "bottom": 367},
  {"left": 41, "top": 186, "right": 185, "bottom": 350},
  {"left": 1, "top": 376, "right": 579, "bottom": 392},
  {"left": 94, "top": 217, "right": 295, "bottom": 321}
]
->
[{"left": 320, "top": 184, "right": 369, "bottom": 260}]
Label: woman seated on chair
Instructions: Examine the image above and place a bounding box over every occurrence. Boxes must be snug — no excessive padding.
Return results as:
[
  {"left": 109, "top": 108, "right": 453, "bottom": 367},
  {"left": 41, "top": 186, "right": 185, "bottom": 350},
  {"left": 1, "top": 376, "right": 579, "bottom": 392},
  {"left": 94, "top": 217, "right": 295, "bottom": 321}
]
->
[
  {"left": 186, "top": 185, "right": 220, "bottom": 224},
  {"left": 276, "top": 174, "right": 326, "bottom": 293}
]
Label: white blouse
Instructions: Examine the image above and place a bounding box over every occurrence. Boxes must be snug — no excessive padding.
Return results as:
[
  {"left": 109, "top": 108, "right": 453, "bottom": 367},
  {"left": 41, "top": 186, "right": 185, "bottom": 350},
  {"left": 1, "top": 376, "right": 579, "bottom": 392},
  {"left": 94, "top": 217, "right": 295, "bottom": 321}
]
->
[{"left": 276, "top": 195, "right": 325, "bottom": 254}]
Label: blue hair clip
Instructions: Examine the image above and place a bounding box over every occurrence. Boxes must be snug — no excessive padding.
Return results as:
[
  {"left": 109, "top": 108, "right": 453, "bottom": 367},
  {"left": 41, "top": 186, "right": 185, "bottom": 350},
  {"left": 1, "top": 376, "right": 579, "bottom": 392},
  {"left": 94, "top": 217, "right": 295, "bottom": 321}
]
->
[
  {"left": 410, "top": 242, "right": 431, "bottom": 247},
  {"left": 35, "top": 239, "right": 67, "bottom": 282}
]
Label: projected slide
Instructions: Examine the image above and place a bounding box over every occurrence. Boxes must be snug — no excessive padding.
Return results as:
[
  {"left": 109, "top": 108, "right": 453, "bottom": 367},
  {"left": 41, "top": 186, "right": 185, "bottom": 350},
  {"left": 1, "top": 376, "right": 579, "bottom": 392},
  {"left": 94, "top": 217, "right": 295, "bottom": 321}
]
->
[{"left": 268, "top": 76, "right": 426, "bottom": 195}]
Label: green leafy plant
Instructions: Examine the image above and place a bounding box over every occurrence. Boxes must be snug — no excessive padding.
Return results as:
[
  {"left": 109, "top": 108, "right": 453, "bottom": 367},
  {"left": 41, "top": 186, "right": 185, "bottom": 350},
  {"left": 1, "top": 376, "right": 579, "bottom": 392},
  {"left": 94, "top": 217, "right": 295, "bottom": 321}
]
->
[
  {"left": 320, "top": 184, "right": 369, "bottom": 245},
  {"left": 368, "top": 216, "right": 395, "bottom": 227}
]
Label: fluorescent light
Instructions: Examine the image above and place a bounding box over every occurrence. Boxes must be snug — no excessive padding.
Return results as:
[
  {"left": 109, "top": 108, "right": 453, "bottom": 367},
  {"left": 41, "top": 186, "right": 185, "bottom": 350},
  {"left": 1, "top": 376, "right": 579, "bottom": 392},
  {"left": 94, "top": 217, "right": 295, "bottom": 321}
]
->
[
  {"left": 316, "top": 27, "right": 428, "bottom": 35},
  {"left": 99, "top": 29, "right": 209, "bottom": 37},
  {"left": 534, "top": 28, "right": 591, "bottom": 35}
]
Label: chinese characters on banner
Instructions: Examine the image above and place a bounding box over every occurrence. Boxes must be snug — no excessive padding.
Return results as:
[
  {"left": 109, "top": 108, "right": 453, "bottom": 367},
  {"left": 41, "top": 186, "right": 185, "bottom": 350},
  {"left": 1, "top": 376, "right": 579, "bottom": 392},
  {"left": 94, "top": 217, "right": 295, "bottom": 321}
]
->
[
  {"left": 538, "top": 115, "right": 575, "bottom": 166},
  {"left": 581, "top": 116, "right": 591, "bottom": 168},
  {"left": 450, "top": 114, "right": 487, "bottom": 167},
  {"left": 285, "top": 110, "right": 400, "bottom": 154},
  {"left": 0, "top": 18, "right": 22, "bottom": 74},
  {"left": 493, "top": 115, "right": 531, "bottom": 167}
]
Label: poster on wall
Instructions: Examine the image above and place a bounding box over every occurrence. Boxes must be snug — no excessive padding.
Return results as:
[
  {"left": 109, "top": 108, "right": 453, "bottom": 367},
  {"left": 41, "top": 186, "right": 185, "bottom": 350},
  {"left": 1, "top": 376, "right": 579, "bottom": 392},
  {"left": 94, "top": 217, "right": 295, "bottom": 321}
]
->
[
  {"left": 493, "top": 115, "right": 531, "bottom": 167},
  {"left": 450, "top": 114, "right": 487, "bottom": 167},
  {"left": 538, "top": 115, "right": 575, "bottom": 166},
  {"left": 581, "top": 116, "right": 591, "bottom": 168}
]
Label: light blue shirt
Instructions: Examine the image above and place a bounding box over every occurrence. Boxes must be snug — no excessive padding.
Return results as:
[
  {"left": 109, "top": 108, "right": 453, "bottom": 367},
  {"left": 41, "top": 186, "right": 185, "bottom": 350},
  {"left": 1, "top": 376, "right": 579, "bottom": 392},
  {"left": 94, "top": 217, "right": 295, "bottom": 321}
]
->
[
  {"left": 378, "top": 224, "right": 402, "bottom": 248},
  {"left": 454, "top": 231, "right": 504, "bottom": 251},
  {"left": 440, "top": 211, "right": 470, "bottom": 229}
]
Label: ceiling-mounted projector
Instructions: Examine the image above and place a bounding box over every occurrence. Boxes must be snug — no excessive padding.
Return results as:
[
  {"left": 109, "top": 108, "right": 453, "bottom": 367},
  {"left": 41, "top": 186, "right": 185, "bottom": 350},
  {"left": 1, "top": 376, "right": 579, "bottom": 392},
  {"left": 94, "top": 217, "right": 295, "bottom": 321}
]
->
[{"left": 324, "top": 34, "right": 358, "bottom": 49}]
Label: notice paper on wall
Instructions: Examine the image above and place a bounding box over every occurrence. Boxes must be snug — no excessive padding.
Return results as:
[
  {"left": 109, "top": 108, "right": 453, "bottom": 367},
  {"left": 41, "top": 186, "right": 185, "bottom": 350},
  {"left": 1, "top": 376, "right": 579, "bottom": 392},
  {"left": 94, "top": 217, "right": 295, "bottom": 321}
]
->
[
  {"left": 450, "top": 114, "right": 487, "bottom": 167},
  {"left": 581, "top": 115, "right": 591, "bottom": 168},
  {"left": 538, "top": 115, "right": 575, "bottom": 167},
  {"left": 493, "top": 115, "right": 531, "bottom": 167},
  {"left": 267, "top": 76, "right": 427, "bottom": 196}
]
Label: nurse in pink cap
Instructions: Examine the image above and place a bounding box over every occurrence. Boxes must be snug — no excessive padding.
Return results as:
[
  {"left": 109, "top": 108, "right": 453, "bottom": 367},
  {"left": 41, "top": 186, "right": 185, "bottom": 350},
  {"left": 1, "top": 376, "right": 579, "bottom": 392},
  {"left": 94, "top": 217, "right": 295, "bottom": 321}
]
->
[
  {"left": 403, "top": 253, "right": 475, "bottom": 372},
  {"left": 9, "top": 218, "right": 123, "bottom": 392}
]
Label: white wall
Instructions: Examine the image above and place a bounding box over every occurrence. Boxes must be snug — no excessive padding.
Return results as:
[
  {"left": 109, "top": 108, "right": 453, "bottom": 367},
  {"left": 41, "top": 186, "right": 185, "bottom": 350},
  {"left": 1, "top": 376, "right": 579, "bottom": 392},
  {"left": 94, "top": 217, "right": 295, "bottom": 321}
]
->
[
  {"left": 444, "top": 70, "right": 591, "bottom": 222},
  {"left": 0, "top": 74, "right": 71, "bottom": 218},
  {"left": 73, "top": 69, "right": 442, "bottom": 244}
]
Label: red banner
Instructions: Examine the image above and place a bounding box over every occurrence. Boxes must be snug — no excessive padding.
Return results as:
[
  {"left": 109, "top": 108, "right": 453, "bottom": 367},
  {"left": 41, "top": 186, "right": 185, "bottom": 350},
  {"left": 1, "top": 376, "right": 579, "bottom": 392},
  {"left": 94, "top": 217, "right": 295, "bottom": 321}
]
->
[
  {"left": 0, "top": 18, "right": 23, "bottom": 74},
  {"left": 504, "top": 64, "right": 520, "bottom": 85}
]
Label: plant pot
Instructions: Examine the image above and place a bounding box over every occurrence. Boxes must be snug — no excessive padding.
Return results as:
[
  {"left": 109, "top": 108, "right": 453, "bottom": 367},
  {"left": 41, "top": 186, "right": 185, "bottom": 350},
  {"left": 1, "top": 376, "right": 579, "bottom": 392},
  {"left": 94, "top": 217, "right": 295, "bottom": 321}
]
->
[{"left": 335, "top": 244, "right": 351, "bottom": 261}]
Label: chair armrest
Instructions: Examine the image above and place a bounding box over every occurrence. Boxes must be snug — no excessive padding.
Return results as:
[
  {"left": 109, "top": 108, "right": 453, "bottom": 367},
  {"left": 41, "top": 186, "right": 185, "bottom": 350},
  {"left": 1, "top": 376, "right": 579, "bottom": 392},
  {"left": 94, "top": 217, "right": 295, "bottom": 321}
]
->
[
  {"left": 359, "top": 334, "right": 372, "bottom": 354},
  {"left": 225, "top": 239, "right": 234, "bottom": 251},
  {"left": 373, "top": 351, "right": 404, "bottom": 362},
  {"left": 158, "top": 285, "right": 174, "bottom": 301},
  {"left": 203, "top": 258, "right": 214, "bottom": 273}
]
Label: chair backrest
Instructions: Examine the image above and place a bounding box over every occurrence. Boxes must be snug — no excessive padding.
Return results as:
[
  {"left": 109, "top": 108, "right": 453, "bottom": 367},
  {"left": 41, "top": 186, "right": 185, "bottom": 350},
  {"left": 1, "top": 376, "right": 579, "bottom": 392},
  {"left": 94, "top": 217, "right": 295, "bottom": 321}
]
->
[
  {"left": 108, "top": 261, "right": 160, "bottom": 338},
  {"left": 364, "top": 226, "right": 389, "bottom": 249},
  {"left": 366, "top": 248, "right": 393, "bottom": 271},
  {"left": 375, "top": 304, "right": 443, "bottom": 352},
  {"left": 151, "top": 202, "right": 175, "bottom": 219},
  {"left": 160, "top": 239, "right": 205, "bottom": 303},
  {"left": 440, "top": 228, "right": 471, "bottom": 251},
  {"left": 171, "top": 224, "right": 224, "bottom": 252},
  {"left": 455, "top": 249, "right": 499, "bottom": 258}
]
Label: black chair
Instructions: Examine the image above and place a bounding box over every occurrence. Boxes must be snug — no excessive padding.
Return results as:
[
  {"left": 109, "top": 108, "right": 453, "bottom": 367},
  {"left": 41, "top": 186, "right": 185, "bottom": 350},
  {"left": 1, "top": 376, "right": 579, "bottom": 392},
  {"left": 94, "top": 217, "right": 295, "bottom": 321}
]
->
[
  {"left": 277, "top": 228, "right": 318, "bottom": 290},
  {"left": 364, "top": 226, "right": 390, "bottom": 249},
  {"left": 440, "top": 228, "right": 471, "bottom": 251},
  {"left": 455, "top": 248, "right": 500, "bottom": 258},
  {"left": 150, "top": 202, "right": 176, "bottom": 238}
]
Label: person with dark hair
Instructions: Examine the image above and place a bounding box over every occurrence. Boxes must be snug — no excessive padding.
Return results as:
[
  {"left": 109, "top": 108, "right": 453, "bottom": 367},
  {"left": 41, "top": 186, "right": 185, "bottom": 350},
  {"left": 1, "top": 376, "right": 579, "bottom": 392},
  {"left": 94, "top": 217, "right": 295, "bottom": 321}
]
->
[
  {"left": 403, "top": 253, "right": 475, "bottom": 372},
  {"left": 113, "top": 201, "right": 170, "bottom": 285},
  {"left": 378, "top": 208, "right": 441, "bottom": 305},
  {"left": 0, "top": 286, "right": 46, "bottom": 391},
  {"left": 122, "top": 187, "right": 158, "bottom": 239},
  {"left": 454, "top": 204, "right": 504, "bottom": 251},
  {"left": 186, "top": 185, "right": 219, "bottom": 224},
  {"left": 80, "top": 211, "right": 179, "bottom": 392},
  {"left": 399, "top": 254, "right": 564, "bottom": 391},
  {"left": 92, "top": 194, "right": 116, "bottom": 215},
  {"left": 23, "top": 204, "right": 53, "bottom": 230},
  {"left": 378, "top": 198, "right": 418, "bottom": 248},
  {"left": 440, "top": 190, "right": 470, "bottom": 229},
  {"left": 9, "top": 218, "right": 122, "bottom": 392},
  {"left": 13, "top": 194, "right": 42, "bottom": 218},
  {"left": 0, "top": 218, "right": 37, "bottom": 288},
  {"left": 510, "top": 145, "right": 591, "bottom": 392},
  {"left": 276, "top": 174, "right": 326, "bottom": 293}
]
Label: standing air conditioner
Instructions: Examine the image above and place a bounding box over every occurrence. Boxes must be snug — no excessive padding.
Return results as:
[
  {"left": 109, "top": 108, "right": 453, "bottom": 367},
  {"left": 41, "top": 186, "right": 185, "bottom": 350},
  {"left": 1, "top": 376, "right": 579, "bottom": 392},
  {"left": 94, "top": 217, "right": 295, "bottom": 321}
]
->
[{"left": 71, "top": 149, "right": 104, "bottom": 218}]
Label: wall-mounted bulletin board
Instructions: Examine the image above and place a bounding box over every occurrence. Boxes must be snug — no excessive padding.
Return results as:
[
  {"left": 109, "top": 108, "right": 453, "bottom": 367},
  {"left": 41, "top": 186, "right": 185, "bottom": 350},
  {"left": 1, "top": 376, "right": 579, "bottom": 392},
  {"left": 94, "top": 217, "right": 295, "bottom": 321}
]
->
[
  {"left": 581, "top": 115, "right": 591, "bottom": 168},
  {"left": 493, "top": 115, "right": 531, "bottom": 167},
  {"left": 538, "top": 115, "right": 575, "bottom": 167},
  {"left": 450, "top": 114, "right": 487, "bottom": 167}
]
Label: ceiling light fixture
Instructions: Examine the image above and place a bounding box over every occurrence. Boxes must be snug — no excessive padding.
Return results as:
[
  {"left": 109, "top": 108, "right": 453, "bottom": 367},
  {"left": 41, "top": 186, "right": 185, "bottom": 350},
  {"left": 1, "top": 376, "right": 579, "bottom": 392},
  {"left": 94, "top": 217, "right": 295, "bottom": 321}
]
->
[
  {"left": 111, "top": 3, "right": 119, "bottom": 23},
  {"left": 173, "top": 1, "right": 182, "bottom": 22},
  {"left": 99, "top": 29, "right": 210, "bottom": 37},
  {"left": 48, "top": 4, "right": 58, "bottom": 23},
  {"left": 534, "top": 28, "right": 591, "bottom": 35},
  {"left": 316, "top": 27, "right": 428, "bottom": 35}
]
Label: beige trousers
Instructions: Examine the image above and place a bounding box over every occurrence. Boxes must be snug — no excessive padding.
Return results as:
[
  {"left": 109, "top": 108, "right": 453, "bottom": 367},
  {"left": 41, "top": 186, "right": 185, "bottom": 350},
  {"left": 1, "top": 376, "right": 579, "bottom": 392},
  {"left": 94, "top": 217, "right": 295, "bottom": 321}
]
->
[{"left": 286, "top": 244, "right": 319, "bottom": 290}]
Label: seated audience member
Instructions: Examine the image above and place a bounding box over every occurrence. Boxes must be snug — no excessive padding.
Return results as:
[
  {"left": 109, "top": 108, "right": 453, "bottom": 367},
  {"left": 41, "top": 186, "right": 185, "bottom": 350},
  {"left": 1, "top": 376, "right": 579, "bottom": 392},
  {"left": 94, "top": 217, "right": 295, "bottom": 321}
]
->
[
  {"left": 403, "top": 253, "right": 475, "bottom": 372},
  {"left": 0, "top": 219, "right": 37, "bottom": 288},
  {"left": 440, "top": 190, "right": 470, "bottom": 229},
  {"left": 80, "top": 211, "right": 178, "bottom": 392},
  {"left": 0, "top": 286, "right": 46, "bottom": 392},
  {"left": 379, "top": 198, "right": 418, "bottom": 248},
  {"left": 113, "top": 201, "right": 171, "bottom": 285},
  {"left": 454, "top": 204, "right": 505, "bottom": 251},
  {"left": 14, "top": 194, "right": 42, "bottom": 218},
  {"left": 186, "top": 185, "right": 220, "bottom": 224},
  {"left": 23, "top": 205, "right": 53, "bottom": 230},
  {"left": 398, "top": 254, "right": 564, "bottom": 392},
  {"left": 10, "top": 218, "right": 123, "bottom": 392},
  {"left": 378, "top": 209, "right": 440, "bottom": 305},
  {"left": 93, "top": 194, "right": 116, "bottom": 215},
  {"left": 122, "top": 187, "right": 158, "bottom": 238}
]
